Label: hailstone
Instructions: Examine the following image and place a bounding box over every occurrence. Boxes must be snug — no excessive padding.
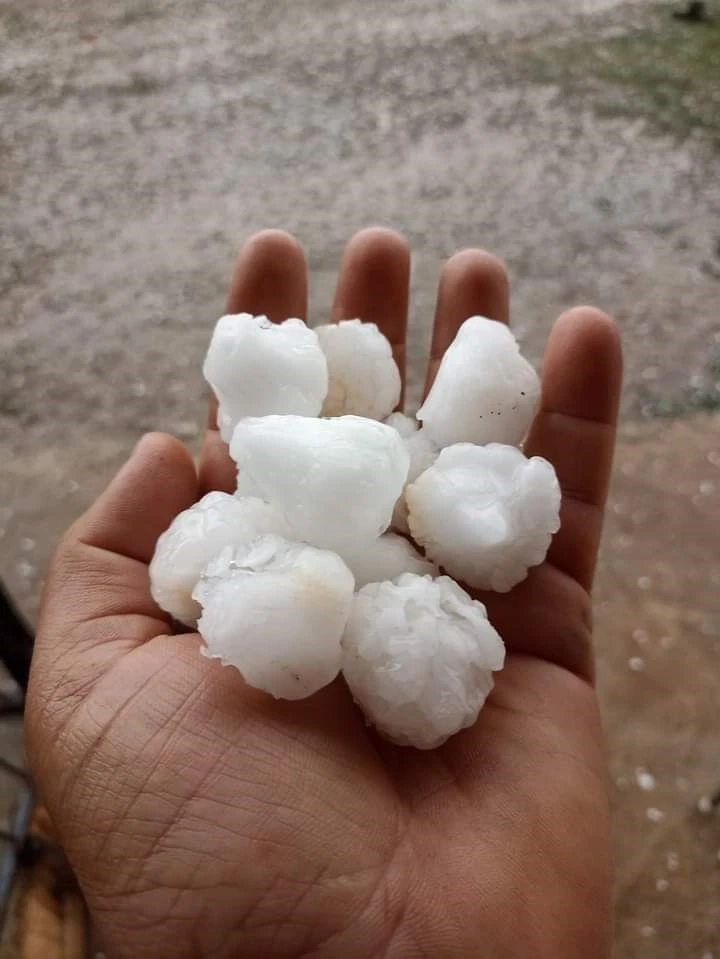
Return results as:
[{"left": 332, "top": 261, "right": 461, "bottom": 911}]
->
[
  {"left": 316, "top": 319, "right": 401, "bottom": 420},
  {"left": 382, "top": 417, "right": 439, "bottom": 534},
  {"left": 149, "top": 492, "right": 288, "bottom": 626},
  {"left": 339, "top": 532, "right": 436, "bottom": 589},
  {"left": 193, "top": 536, "right": 355, "bottom": 700},
  {"left": 342, "top": 574, "right": 505, "bottom": 748},
  {"left": 406, "top": 443, "right": 561, "bottom": 592},
  {"left": 230, "top": 414, "right": 409, "bottom": 552},
  {"left": 203, "top": 313, "right": 328, "bottom": 442},
  {"left": 417, "top": 316, "right": 540, "bottom": 447}
]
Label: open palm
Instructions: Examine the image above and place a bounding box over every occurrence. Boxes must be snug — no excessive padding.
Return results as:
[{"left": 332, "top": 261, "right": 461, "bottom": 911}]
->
[{"left": 27, "top": 229, "right": 621, "bottom": 959}]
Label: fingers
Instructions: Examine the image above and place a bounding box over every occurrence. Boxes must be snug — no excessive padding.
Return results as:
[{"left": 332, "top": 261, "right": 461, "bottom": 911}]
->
[
  {"left": 425, "top": 250, "right": 509, "bottom": 394},
  {"left": 199, "top": 231, "right": 308, "bottom": 494},
  {"left": 330, "top": 228, "right": 410, "bottom": 398},
  {"left": 524, "top": 308, "right": 622, "bottom": 591},
  {"left": 36, "top": 434, "right": 197, "bottom": 647},
  {"left": 72, "top": 433, "right": 198, "bottom": 564}
]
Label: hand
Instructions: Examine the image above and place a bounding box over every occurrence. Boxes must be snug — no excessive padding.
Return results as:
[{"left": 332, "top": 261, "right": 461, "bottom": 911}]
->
[{"left": 26, "top": 228, "right": 621, "bottom": 959}]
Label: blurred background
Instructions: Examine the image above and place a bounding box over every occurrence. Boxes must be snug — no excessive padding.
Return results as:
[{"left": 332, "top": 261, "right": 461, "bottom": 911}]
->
[{"left": 1, "top": 0, "right": 719, "bottom": 955}]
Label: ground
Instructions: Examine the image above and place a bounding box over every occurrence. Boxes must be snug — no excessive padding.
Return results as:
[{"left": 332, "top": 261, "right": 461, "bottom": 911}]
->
[{"left": 1, "top": 0, "right": 720, "bottom": 956}]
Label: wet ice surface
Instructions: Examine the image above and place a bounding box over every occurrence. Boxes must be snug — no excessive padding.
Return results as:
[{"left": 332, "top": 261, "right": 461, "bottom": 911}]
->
[
  {"left": 316, "top": 320, "right": 401, "bottom": 420},
  {"left": 230, "top": 414, "right": 409, "bottom": 552},
  {"left": 342, "top": 574, "right": 505, "bottom": 748},
  {"left": 407, "top": 443, "right": 561, "bottom": 591},
  {"left": 194, "top": 537, "right": 354, "bottom": 700},
  {"left": 417, "top": 317, "right": 540, "bottom": 448}
]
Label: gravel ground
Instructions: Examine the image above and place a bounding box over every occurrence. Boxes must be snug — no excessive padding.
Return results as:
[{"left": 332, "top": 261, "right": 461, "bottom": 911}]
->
[{"left": 1, "top": 0, "right": 719, "bottom": 956}]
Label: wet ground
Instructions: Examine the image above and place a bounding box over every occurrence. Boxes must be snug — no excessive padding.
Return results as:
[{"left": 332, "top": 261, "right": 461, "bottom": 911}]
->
[{"left": 1, "top": 0, "right": 720, "bottom": 955}]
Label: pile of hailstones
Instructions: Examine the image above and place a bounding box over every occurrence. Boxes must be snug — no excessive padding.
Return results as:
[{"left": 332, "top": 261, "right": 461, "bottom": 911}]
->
[{"left": 150, "top": 314, "right": 560, "bottom": 748}]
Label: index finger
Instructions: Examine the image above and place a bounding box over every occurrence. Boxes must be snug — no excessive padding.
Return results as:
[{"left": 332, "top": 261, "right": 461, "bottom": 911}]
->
[{"left": 199, "top": 231, "right": 308, "bottom": 494}]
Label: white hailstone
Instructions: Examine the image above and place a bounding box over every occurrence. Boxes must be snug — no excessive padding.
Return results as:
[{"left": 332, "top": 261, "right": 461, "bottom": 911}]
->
[
  {"left": 193, "top": 536, "right": 354, "bottom": 700},
  {"left": 203, "top": 313, "right": 328, "bottom": 442},
  {"left": 392, "top": 428, "right": 439, "bottom": 534},
  {"left": 339, "top": 532, "right": 436, "bottom": 589},
  {"left": 383, "top": 411, "right": 417, "bottom": 439},
  {"left": 406, "top": 443, "right": 560, "bottom": 592},
  {"left": 149, "top": 492, "right": 288, "bottom": 626},
  {"left": 316, "top": 319, "right": 401, "bottom": 420},
  {"left": 230, "top": 414, "right": 409, "bottom": 552},
  {"left": 417, "top": 316, "right": 540, "bottom": 448},
  {"left": 342, "top": 574, "right": 505, "bottom": 748}
]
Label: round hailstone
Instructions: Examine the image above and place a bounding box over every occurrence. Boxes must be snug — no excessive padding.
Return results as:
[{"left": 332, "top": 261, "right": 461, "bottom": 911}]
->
[
  {"left": 384, "top": 412, "right": 417, "bottom": 439},
  {"left": 230, "top": 414, "right": 409, "bottom": 553},
  {"left": 406, "top": 443, "right": 561, "bottom": 592},
  {"left": 417, "top": 316, "right": 541, "bottom": 448},
  {"left": 316, "top": 319, "right": 401, "bottom": 420},
  {"left": 203, "top": 313, "right": 328, "bottom": 443},
  {"left": 342, "top": 574, "right": 505, "bottom": 748},
  {"left": 149, "top": 492, "right": 288, "bottom": 626},
  {"left": 339, "top": 532, "right": 436, "bottom": 589},
  {"left": 193, "top": 536, "right": 355, "bottom": 700},
  {"left": 382, "top": 418, "right": 439, "bottom": 534}
]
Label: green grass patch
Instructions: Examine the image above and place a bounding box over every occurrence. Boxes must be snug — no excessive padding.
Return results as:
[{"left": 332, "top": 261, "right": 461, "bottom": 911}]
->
[
  {"left": 641, "top": 356, "right": 720, "bottom": 417},
  {"left": 525, "top": 4, "right": 720, "bottom": 146}
]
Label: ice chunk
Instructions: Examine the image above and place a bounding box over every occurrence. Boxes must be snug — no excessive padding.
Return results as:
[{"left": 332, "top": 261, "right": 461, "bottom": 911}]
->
[
  {"left": 193, "top": 536, "right": 354, "bottom": 700},
  {"left": 339, "top": 532, "right": 435, "bottom": 589},
  {"left": 406, "top": 443, "right": 560, "bottom": 592},
  {"left": 384, "top": 412, "right": 417, "bottom": 439},
  {"left": 342, "top": 574, "right": 505, "bottom": 748},
  {"left": 316, "top": 319, "right": 401, "bottom": 420},
  {"left": 203, "top": 313, "right": 328, "bottom": 443},
  {"left": 230, "top": 414, "right": 409, "bottom": 552},
  {"left": 149, "top": 492, "right": 288, "bottom": 626},
  {"left": 417, "top": 316, "right": 540, "bottom": 447},
  {"left": 388, "top": 426, "right": 439, "bottom": 534}
]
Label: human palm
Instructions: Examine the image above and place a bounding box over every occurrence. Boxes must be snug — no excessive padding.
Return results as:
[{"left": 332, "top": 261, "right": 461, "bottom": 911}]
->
[{"left": 26, "top": 229, "right": 621, "bottom": 959}]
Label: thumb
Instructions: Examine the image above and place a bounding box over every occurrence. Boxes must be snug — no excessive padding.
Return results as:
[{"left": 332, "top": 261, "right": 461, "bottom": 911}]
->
[{"left": 28, "top": 433, "right": 197, "bottom": 695}]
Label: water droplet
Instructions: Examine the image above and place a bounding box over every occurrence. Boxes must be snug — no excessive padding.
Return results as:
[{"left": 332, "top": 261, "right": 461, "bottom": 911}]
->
[
  {"left": 0, "top": 507, "right": 14, "bottom": 524},
  {"left": 702, "top": 952, "right": 714, "bottom": 959},
  {"left": 697, "top": 796, "right": 714, "bottom": 815},
  {"left": 66, "top": 480, "right": 80, "bottom": 494},
  {"left": 660, "top": 635, "right": 675, "bottom": 649},
  {"left": 646, "top": 807, "right": 664, "bottom": 823},
  {"left": 666, "top": 851, "right": 680, "bottom": 871},
  {"left": 635, "top": 768, "right": 656, "bottom": 791},
  {"left": 641, "top": 366, "right": 659, "bottom": 381},
  {"left": 638, "top": 576, "right": 652, "bottom": 590},
  {"left": 16, "top": 560, "right": 35, "bottom": 579},
  {"left": 633, "top": 628, "right": 649, "bottom": 645},
  {"left": 676, "top": 777, "right": 689, "bottom": 792},
  {"left": 708, "top": 451, "right": 720, "bottom": 466},
  {"left": 131, "top": 381, "right": 147, "bottom": 398},
  {"left": 656, "top": 878, "right": 669, "bottom": 892},
  {"left": 629, "top": 657, "right": 646, "bottom": 672},
  {"left": 20, "top": 537, "right": 35, "bottom": 552},
  {"left": 641, "top": 925, "right": 655, "bottom": 938},
  {"left": 699, "top": 481, "right": 715, "bottom": 495}
]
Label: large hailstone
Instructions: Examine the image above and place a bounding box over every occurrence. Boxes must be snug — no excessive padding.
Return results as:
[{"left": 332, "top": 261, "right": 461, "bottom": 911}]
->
[
  {"left": 406, "top": 443, "right": 561, "bottom": 592},
  {"left": 316, "top": 319, "right": 401, "bottom": 420},
  {"left": 203, "top": 313, "right": 328, "bottom": 442},
  {"left": 417, "top": 316, "right": 540, "bottom": 447},
  {"left": 384, "top": 414, "right": 439, "bottom": 534},
  {"left": 231, "top": 415, "right": 409, "bottom": 552},
  {"left": 149, "top": 492, "right": 288, "bottom": 626},
  {"left": 339, "top": 533, "right": 435, "bottom": 589},
  {"left": 342, "top": 574, "right": 505, "bottom": 748},
  {"left": 193, "top": 536, "right": 355, "bottom": 700}
]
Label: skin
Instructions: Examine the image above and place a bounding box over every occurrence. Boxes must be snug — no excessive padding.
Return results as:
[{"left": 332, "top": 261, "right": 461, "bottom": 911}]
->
[{"left": 26, "top": 228, "right": 622, "bottom": 959}]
